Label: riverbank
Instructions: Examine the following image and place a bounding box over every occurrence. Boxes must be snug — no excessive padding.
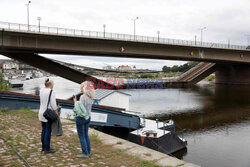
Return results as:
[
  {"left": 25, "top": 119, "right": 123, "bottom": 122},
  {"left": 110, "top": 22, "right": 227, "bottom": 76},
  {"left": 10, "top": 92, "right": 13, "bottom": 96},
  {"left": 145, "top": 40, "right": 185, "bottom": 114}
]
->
[
  {"left": 0, "top": 108, "right": 199, "bottom": 167},
  {"left": 0, "top": 108, "right": 161, "bottom": 167}
]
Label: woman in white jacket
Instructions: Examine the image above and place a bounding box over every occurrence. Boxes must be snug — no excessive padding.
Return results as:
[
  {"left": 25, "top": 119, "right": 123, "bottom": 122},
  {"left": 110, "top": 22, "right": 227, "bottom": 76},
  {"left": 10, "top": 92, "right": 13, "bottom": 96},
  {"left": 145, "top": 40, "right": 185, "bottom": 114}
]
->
[{"left": 39, "top": 78, "right": 58, "bottom": 154}]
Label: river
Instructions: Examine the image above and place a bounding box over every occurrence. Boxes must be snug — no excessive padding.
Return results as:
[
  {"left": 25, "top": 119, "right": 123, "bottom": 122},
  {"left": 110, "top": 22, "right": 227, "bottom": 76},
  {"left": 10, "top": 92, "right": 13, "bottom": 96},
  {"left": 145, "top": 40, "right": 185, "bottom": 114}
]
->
[{"left": 11, "top": 77, "right": 250, "bottom": 167}]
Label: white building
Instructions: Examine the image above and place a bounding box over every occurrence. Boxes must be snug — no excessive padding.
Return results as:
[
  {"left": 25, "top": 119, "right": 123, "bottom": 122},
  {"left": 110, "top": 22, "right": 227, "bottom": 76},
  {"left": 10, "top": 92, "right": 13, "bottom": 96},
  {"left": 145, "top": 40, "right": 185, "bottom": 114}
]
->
[
  {"left": 94, "top": 89, "right": 131, "bottom": 110},
  {"left": 3, "top": 61, "right": 19, "bottom": 70}
]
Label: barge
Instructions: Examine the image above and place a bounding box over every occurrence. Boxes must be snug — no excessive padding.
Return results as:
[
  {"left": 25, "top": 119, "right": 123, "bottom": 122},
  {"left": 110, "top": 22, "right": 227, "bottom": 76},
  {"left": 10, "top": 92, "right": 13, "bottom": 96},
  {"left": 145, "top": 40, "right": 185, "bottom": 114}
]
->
[{"left": 0, "top": 90, "right": 187, "bottom": 154}]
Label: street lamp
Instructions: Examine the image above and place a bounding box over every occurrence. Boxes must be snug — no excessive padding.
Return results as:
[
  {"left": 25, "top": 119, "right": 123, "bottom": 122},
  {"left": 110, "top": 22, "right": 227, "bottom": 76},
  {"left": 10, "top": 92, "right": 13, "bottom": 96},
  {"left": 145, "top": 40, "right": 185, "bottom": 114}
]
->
[
  {"left": 37, "top": 16, "right": 41, "bottom": 32},
  {"left": 132, "top": 17, "right": 139, "bottom": 40},
  {"left": 103, "top": 24, "right": 106, "bottom": 38},
  {"left": 200, "top": 27, "right": 206, "bottom": 45},
  {"left": 26, "top": 1, "right": 31, "bottom": 31},
  {"left": 157, "top": 31, "right": 160, "bottom": 42}
]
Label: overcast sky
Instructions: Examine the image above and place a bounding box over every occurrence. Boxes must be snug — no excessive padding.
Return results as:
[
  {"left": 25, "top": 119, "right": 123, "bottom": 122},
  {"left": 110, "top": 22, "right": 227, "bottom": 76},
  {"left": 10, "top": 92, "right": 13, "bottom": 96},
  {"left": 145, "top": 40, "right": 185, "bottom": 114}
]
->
[{"left": 0, "top": 0, "right": 249, "bottom": 70}]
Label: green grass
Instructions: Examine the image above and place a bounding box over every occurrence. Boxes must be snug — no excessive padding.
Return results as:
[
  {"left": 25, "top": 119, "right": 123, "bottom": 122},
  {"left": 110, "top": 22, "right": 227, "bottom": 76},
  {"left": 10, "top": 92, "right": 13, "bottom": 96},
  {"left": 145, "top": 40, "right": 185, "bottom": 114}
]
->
[
  {"left": 204, "top": 75, "right": 216, "bottom": 81},
  {"left": 19, "top": 107, "right": 37, "bottom": 118},
  {"left": 90, "top": 132, "right": 101, "bottom": 143}
]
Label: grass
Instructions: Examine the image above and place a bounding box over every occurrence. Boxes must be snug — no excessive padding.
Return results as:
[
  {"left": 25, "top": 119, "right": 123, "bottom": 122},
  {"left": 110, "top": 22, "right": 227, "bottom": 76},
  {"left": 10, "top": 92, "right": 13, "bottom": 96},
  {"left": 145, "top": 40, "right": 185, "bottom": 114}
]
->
[
  {"left": 90, "top": 131, "right": 101, "bottom": 143},
  {"left": 0, "top": 108, "right": 162, "bottom": 167},
  {"left": 204, "top": 75, "right": 216, "bottom": 81}
]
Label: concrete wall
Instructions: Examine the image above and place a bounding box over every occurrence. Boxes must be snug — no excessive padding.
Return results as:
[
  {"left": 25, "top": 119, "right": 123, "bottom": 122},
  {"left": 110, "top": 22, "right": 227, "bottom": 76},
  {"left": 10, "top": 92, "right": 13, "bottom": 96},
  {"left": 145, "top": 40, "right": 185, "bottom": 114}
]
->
[
  {"left": 99, "top": 92, "right": 129, "bottom": 110},
  {"left": 216, "top": 64, "right": 250, "bottom": 84}
]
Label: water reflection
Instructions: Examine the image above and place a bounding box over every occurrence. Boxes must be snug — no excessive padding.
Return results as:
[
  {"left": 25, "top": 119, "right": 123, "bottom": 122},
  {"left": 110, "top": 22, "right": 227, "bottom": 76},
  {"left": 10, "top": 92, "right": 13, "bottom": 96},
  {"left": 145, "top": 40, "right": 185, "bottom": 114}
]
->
[{"left": 159, "top": 84, "right": 250, "bottom": 133}]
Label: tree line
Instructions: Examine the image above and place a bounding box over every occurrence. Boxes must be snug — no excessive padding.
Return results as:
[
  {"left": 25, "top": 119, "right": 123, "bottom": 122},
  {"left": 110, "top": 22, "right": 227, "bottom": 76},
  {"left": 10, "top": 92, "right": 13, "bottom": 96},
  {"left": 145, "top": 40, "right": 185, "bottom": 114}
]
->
[{"left": 162, "top": 62, "right": 199, "bottom": 73}]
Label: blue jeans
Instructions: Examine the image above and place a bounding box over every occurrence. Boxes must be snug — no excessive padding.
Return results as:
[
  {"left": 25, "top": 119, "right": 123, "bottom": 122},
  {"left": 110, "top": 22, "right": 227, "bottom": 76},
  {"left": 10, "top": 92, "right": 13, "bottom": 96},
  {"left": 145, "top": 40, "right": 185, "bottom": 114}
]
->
[
  {"left": 76, "top": 116, "right": 91, "bottom": 155},
  {"left": 41, "top": 121, "right": 52, "bottom": 151}
]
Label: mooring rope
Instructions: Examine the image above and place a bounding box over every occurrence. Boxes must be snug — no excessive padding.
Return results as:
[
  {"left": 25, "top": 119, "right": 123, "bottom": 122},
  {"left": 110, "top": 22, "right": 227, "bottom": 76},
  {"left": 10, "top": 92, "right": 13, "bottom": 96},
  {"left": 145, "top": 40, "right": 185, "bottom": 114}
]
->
[{"left": 0, "top": 137, "right": 32, "bottom": 167}]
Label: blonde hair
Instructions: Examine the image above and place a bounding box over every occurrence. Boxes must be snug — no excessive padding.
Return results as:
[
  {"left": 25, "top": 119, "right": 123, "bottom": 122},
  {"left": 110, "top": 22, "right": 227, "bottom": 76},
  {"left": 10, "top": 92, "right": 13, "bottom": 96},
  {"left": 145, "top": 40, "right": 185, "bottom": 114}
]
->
[
  {"left": 45, "top": 78, "right": 54, "bottom": 87},
  {"left": 81, "top": 81, "right": 95, "bottom": 99}
]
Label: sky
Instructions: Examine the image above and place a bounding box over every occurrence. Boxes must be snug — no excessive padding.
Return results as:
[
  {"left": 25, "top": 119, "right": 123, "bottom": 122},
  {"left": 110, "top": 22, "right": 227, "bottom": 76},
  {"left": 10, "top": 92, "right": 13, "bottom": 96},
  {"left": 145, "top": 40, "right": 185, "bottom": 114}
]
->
[{"left": 0, "top": 0, "right": 250, "bottom": 70}]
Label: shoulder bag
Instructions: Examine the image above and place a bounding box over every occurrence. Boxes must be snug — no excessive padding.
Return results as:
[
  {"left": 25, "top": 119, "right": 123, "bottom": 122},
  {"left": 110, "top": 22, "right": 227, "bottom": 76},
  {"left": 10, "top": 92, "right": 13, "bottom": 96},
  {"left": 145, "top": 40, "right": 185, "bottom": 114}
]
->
[{"left": 43, "top": 90, "right": 58, "bottom": 122}]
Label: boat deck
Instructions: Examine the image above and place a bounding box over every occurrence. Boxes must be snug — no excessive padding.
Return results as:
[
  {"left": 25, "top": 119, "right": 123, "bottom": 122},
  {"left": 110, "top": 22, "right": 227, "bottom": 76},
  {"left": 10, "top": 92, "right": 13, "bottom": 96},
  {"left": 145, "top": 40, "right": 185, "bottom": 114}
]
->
[{"left": 130, "top": 118, "right": 174, "bottom": 138}]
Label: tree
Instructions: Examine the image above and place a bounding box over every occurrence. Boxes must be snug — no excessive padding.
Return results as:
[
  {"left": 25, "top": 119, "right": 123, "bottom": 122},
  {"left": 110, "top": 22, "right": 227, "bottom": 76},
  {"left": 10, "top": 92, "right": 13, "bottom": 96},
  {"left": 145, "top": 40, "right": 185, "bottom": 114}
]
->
[
  {"left": 162, "top": 61, "right": 199, "bottom": 73},
  {"left": 0, "top": 74, "right": 11, "bottom": 90}
]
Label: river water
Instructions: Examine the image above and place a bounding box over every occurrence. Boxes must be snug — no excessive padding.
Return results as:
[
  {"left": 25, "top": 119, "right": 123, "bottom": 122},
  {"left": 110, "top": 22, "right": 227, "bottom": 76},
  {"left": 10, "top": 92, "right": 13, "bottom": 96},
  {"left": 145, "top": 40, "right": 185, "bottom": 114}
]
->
[{"left": 11, "top": 77, "right": 250, "bottom": 167}]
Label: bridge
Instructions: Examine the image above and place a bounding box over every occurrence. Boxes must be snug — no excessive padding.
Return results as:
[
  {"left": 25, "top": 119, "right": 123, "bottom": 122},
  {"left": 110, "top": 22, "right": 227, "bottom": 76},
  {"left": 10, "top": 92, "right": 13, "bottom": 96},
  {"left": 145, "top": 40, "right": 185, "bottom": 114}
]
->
[{"left": 0, "top": 21, "right": 250, "bottom": 86}]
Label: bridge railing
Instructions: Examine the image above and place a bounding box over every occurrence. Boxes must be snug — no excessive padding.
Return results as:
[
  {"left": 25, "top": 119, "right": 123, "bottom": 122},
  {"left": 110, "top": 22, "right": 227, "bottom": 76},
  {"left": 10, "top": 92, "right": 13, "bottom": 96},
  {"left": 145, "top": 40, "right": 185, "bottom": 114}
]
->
[{"left": 0, "top": 21, "right": 247, "bottom": 50}]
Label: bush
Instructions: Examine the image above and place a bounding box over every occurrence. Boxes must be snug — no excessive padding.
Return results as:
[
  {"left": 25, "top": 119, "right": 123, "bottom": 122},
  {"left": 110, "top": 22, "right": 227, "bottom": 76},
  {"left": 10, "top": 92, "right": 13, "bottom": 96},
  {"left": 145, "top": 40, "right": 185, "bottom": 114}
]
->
[
  {"left": 205, "top": 75, "right": 216, "bottom": 81},
  {"left": 0, "top": 74, "right": 11, "bottom": 90}
]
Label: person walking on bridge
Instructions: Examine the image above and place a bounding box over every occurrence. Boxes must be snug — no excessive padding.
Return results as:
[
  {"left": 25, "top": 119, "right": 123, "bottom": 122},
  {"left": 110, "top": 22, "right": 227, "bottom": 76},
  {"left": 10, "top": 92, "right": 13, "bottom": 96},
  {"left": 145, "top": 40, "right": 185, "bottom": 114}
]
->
[
  {"left": 73, "top": 81, "right": 95, "bottom": 158},
  {"left": 39, "top": 78, "right": 58, "bottom": 154}
]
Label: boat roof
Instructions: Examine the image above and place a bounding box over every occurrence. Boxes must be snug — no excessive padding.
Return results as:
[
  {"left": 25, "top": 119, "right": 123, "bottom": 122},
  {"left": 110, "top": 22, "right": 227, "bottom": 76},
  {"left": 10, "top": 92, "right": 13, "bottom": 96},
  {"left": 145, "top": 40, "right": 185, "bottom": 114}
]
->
[{"left": 94, "top": 89, "right": 131, "bottom": 101}]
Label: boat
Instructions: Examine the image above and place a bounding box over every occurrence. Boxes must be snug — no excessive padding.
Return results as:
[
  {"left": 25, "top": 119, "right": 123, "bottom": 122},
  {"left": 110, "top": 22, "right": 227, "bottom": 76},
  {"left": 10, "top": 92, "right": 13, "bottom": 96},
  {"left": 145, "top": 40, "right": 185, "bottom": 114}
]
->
[
  {"left": 9, "top": 79, "right": 24, "bottom": 88},
  {"left": 34, "top": 71, "right": 43, "bottom": 78},
  {"left": 0, "top": 90, "right": 187, "bottom": 154},
  {"left": 25, "top": 72, "right": 33, "bottom": 80}
]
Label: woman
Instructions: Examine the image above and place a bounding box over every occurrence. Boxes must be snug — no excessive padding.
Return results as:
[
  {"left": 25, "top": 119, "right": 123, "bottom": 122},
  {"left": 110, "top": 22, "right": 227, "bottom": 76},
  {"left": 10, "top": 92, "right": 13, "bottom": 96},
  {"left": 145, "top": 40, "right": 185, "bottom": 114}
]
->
[
  {"left": 39, "top": 78, "right": 58, "bottom": 154},
  {"left": 73, "top": 81, "right": 95, "bottom": 158}
]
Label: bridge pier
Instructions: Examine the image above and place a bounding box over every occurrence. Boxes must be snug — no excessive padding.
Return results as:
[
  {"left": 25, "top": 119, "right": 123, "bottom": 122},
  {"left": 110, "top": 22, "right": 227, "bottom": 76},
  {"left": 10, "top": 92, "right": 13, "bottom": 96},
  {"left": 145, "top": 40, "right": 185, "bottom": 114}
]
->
[{"left": 216, "top": 64, "right": 250, "bottom": 85}]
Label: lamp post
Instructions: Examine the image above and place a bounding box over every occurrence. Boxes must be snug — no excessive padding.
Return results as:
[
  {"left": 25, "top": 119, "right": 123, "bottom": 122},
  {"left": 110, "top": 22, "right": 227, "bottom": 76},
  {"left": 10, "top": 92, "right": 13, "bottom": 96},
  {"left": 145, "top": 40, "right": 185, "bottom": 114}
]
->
[
  {"left": 37, "top": 17, "right": 41, "bottom": 32},
  {"left": 195, "top": 35, "right": 197, "bottom": 45},
  {"left": 200, "top": 27, "right": 206, "bottom": 45},
  {"left": 157, "top": 31, "right": 160, "bottom": 42},
  {"left": 132, "top": 17, "right": 139, "bottom": 40},
  {"left": 103, "top": 24, "right": 106, "bottom": 38},
  {"left": 26, "top": 1, "right": 31, "bottom": 31}
]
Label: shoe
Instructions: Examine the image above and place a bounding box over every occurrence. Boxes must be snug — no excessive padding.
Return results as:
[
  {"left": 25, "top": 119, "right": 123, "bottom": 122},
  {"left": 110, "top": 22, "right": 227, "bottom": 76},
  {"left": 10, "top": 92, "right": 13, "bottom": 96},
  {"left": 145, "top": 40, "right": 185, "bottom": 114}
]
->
[
  {"left": 76, "top": 154, "right": 89, "bottom": 158},
  {"left": 44, "top": 149, "right": 56, "bottom": 154}
]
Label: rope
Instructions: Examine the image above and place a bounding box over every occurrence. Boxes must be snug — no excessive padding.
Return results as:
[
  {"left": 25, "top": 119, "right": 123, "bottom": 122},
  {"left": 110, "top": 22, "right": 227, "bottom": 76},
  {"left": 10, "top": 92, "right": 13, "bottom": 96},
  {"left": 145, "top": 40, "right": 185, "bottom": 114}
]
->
[{"left": 0, "top": 137, "right": 32, "bottom": 167}]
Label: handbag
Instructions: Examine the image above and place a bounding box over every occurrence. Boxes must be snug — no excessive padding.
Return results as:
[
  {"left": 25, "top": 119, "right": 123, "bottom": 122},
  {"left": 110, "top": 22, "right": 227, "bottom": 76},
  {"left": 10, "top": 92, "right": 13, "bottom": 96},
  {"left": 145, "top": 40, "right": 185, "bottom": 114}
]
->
[{"left": 43, "top": 90, "right": 58, "bottom": 122}]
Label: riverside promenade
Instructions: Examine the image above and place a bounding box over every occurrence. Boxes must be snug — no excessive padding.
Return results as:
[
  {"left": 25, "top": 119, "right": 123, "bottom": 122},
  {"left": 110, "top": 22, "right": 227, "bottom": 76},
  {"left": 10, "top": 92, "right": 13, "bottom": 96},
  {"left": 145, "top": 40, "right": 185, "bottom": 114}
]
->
[{"left": 0, "top": 109, "right": 199, "bottom": 167}]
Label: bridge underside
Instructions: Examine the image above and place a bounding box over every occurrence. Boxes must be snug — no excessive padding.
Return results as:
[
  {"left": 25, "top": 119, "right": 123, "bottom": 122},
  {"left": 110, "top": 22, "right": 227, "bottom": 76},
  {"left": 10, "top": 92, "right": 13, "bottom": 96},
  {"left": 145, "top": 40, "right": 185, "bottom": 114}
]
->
[
  {"left": 3, "top": 52, "right": 250, "bottom": 88},
  {"left": 2, "top": 52, "right": 117, "bottom": 89}
]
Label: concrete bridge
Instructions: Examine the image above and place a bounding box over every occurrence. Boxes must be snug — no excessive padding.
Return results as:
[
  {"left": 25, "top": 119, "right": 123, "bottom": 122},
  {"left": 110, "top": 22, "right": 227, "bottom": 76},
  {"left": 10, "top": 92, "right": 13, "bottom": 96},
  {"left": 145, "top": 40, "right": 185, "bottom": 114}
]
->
[{"left": 0, "top": 21, "right": 250, "bottom": 86}]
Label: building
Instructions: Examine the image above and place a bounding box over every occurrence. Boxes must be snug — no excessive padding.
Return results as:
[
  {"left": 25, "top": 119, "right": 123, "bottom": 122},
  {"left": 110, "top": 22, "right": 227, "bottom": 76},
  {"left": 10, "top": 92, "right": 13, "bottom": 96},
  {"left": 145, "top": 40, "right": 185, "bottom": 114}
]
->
[
  {"left": 2, "top": 60, "right": 19, "bottom": 70},
  {"left": 118, "top": 65, "right": 132, "bottom": 71},
  {"left": 18, "top": 63, "right": 36, "bottom": 70},
  {"left": 94, "top": 89, "right": 131, "bottom": 110}
]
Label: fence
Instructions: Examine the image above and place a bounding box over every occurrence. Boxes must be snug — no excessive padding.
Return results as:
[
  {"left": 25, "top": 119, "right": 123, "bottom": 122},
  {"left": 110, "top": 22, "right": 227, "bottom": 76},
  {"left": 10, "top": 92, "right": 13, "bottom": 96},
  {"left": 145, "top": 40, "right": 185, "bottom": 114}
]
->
[{"left": 0, "top": 21, "right": 247, "bottom": 50}]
